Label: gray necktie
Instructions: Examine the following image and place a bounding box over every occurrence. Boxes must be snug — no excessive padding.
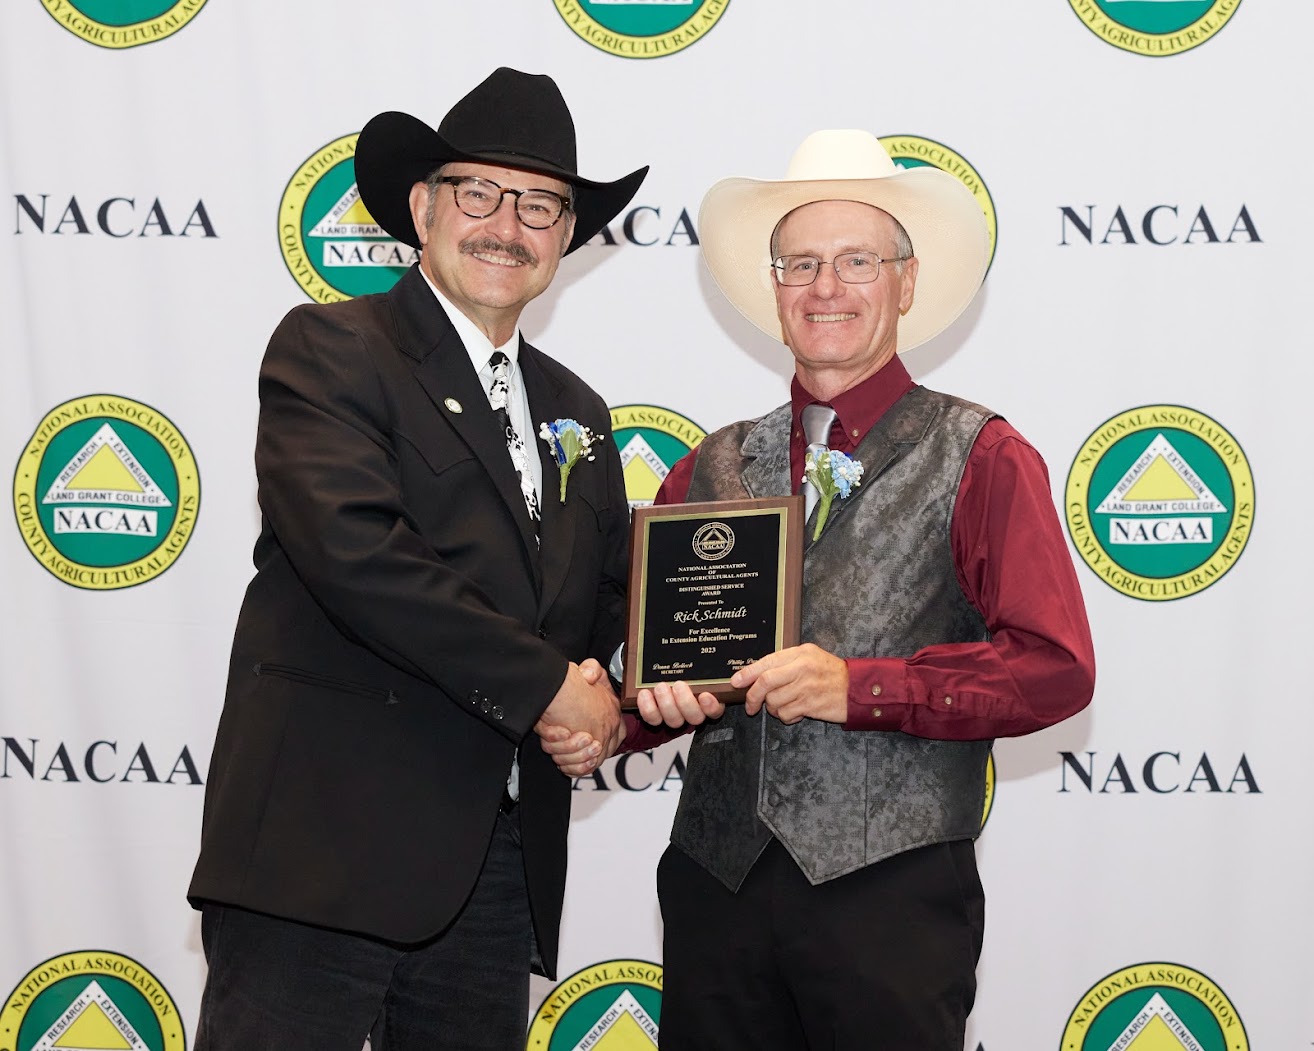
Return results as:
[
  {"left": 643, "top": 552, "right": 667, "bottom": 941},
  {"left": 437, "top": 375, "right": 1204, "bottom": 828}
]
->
[
  {"left": 487, "top": 350, "right": 540, "bottom": 529},
  {"left": 800, "top": 403, "right": 838, "bottom": 521}
]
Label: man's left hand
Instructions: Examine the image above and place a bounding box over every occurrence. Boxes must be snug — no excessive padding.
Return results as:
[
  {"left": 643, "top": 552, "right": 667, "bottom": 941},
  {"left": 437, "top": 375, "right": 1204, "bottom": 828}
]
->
[{"left": 733, "top": 643, "right": 848, "bottom": 725}]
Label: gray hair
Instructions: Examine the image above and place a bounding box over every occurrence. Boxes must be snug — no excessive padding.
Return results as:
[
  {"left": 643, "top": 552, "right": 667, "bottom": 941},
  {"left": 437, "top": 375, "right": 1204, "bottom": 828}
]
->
[
  {"left": 423, "top": 163, "right": 454, "bottom": 229},
  {"left": 770, "top": 203, "right": 914, "bottom": 272}
]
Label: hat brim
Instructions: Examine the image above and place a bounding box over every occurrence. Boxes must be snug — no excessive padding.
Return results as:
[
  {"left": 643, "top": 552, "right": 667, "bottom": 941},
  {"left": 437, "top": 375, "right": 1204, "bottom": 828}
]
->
[
  {"left": 698, "top": 167, "right": 990, "bottom": 353},
  {"left": 355, "top": 111, "right": 647, "bottom": 255}
]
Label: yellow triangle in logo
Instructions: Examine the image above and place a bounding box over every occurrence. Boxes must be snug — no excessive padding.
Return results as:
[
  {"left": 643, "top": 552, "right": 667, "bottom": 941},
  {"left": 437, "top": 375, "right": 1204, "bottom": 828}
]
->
[
  {"left": 338, "top": 195, "right": 377, "bottom": 225},
  {"left": 65, "top": 445, "right": 145, "bottom": 494},
  {"left": 52, "top": 1000, "right": 134, "bottom": 1049},
  {"left": 590, "top": 1010, "right": 652, "bottom": 1049},
  {"left": 1122, "top": 1012, "right": 1190, "bottom": 1049},
  {"left": 1122, "top": 455, "right": 1197, "bottom": 503},
  {"left": 623, "top": 456, "right": 663, "bottom": 503}
]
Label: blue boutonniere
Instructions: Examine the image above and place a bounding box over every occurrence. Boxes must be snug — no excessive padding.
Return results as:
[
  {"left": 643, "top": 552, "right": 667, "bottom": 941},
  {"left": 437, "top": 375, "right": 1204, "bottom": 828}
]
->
[
  {"left": 803, "top": 449, "right": 864, "bottom": 540},
  {"left": 539, "top": 418, "right": 601, "bottom": 502}
]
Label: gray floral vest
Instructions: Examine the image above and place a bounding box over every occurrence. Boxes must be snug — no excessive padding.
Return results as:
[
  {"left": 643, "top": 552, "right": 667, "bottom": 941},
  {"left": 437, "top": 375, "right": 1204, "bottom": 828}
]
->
[{"left": 672, "top": 385, "right": 994, "bottom": 889}]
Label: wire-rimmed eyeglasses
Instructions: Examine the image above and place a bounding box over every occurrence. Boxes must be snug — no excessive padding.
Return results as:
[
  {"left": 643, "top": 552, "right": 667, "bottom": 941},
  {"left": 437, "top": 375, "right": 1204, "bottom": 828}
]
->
[
  {"left": 440, "top": 176, "right": 573, "bottom": 230},
  {"left": 771, "top": 252, "right": 910, "bottom": 286}
]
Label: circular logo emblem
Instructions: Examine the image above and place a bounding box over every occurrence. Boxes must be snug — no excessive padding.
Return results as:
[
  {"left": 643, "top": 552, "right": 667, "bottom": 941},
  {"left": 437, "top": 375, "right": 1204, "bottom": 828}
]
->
[
  {"left": 1065, "top": 405, "right": 1253, "bottom": 601},
  {"left": 1067, "top": 0, "right": 1241, "bottom": 57},
  {"left": 692, "top": 522, "right": 734, "bottom": 561},
  {"left": 1060, "top": 962, "right": 1248, "bottom": 1050},
  {"left": 278, "top": 133, "right": 419, "bottom": 304},
  {"left": 553, "top": 0, "right": 730, "bottom": 58},
  {"left": 527, "top": 959, "right": 663, "bottom": 1049},
  {"left": 0, "top": 950, "right": 186, "bottom": 1050},
  {"left": 13, "top": 395, "right": 200, "bottom": 590},
  {"left": 880, "top": 135, "right": 997, "bottom": 271},
  {"left": 610, "top": 404, "right": 706, "bottom": 508},
  {"left": 39, "top": 0, "right": 207, "bottom": 48}
]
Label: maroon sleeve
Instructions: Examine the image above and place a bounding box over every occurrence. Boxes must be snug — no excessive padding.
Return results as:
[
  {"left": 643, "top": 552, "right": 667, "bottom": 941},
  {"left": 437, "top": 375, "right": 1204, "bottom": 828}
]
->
[
  {"left": 844, "top": 418, "right": 1095, "bottom": 739},
  {"left": 654, "top": 449, "right": 697, "bottom": 506}
]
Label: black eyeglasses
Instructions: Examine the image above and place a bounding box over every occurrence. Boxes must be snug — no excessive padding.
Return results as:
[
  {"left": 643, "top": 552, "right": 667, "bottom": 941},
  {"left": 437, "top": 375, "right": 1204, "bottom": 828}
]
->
[
  {"left": 439, "top": 176, "right": 572, "bottom": 230},
  {"left": 771, "top": 252, "right": 910, "bottom": 286}
]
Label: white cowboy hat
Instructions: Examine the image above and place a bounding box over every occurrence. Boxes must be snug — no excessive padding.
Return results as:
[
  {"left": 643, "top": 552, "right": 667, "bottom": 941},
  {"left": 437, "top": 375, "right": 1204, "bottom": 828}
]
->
[{"left": 698, "top": 129, "right": 990, "bottom": 353}]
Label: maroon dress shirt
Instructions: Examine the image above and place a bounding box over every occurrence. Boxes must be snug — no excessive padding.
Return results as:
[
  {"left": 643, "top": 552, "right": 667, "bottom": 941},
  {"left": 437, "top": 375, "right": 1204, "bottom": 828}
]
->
[{"left": 625, "top": 356, "right": 1094, "bottom": 744}]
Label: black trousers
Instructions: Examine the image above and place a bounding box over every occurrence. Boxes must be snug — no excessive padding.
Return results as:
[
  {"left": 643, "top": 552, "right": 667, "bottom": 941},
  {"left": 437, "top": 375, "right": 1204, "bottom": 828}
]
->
[
  {"left": 657, "top": 837, "right": 985, "bottom": 1051},
  {"left": 195, "top": 808, "right": 532, "bottom": 1051}
]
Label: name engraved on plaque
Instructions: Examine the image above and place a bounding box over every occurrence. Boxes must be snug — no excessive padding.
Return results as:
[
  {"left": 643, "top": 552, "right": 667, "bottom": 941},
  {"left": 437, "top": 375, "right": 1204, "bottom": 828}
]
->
[{"left": 624, "top": 498, "right": 802, "bottom": 705}]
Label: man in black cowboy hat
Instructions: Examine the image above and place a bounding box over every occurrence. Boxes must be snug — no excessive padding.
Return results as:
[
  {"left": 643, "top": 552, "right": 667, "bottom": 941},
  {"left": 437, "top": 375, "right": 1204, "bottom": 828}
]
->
[{"left": 188, "top": 67, "right": 646, "bottom": 1049}]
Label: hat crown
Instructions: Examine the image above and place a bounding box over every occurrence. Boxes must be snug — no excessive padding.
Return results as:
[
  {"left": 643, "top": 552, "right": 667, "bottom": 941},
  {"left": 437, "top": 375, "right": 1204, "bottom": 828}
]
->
[
  {"left": 784, "top": 130, "right": 899, "bottom": 182},
  {"left": 437, "top": 66, "right": 578, "bottom": 175},
  {"left": 353, "top": 67, "right": 647, "bottom": 255}
]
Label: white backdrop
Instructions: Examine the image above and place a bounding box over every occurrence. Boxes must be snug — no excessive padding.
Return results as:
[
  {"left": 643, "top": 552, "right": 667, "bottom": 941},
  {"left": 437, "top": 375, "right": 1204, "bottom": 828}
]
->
[{"left": 2, "top": 2, "right": 1309, "bottom": 1049}]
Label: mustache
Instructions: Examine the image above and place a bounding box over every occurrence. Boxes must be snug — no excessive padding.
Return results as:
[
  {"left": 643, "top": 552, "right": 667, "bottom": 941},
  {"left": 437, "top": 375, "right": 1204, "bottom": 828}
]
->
[{"left": 460, "top": 237, "right": 537, "bottom": 266}]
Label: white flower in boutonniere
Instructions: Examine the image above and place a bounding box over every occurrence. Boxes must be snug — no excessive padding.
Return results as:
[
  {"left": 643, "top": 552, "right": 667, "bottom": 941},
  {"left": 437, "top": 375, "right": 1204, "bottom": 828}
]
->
[
  {"left": 539, "top": 418, "right": 601, "bottom": 503},
  {"left": 803, "top": 449, "right": 864, "bottom": 541}
]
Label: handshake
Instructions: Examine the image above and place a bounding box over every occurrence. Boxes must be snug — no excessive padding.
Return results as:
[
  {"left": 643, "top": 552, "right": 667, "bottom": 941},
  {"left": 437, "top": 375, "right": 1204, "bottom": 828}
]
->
[
  {"left": 534, "top": 643, "right": 852, "bottom": 774},
  {"left": 533, "top": 659, "right": 727, "bottom": 777}
]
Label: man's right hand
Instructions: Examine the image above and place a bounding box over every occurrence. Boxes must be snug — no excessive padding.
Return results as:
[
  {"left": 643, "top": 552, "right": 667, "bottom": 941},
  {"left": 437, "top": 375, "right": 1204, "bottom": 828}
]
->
[{"left": 535, "top": 661, "right": 623, "bottom": 774}]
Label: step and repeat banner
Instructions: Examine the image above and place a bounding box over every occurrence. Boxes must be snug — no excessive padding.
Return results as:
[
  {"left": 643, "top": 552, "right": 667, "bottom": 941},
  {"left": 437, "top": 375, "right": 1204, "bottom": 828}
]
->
[{"left": 2, "top": 2, "right": 1309, "bottom": 1049}]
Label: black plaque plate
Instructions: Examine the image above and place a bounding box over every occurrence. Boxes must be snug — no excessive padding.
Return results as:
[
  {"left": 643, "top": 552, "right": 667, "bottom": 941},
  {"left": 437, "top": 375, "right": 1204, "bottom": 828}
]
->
[{"left": 623, "top": 496, "right": 802, "bottom": 707}]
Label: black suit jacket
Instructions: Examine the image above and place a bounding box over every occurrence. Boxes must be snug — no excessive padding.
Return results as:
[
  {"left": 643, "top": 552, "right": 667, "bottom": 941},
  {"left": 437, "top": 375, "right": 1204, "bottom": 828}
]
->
[{"left": 189, "top": 266, "right": 628, "bottom": 976}]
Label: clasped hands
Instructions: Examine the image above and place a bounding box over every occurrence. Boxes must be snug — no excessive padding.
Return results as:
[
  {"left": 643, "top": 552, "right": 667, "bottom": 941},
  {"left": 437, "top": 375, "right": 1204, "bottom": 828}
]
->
[
  {"left": 536, "top": 644, "right": 848, "bottom": 776},
  {"left": 533, "top": 659, "right": 626, "bottom": 778}
]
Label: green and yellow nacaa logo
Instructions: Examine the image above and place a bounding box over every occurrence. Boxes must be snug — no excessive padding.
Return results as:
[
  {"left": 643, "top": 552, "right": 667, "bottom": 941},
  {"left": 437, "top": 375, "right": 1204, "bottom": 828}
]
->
[
  {"left": 40, "top": 0, "right": 206, "bottom": 48},
  {"left": 1, "top": 950, "right": 186, "bottom": 1050},
  {"left": 13, "top": 395, "right": 200, "bottom": 591},
  {"left": 1065, "top": 405, "right": 1253, "bottom": 601},
  {"left": 528, "top": 959, "right": 663, "bottom": 1049},
  {"left": 1060, "top": 962, "right": 1247, "bottom": 1050},
  {"left": 553, "top": 0, "right": 729, "bottom": 58},
  {"left": 1068, "top": 0, "right": 1241, "bottom": 56},
  {"left": 610, "top": 405, "right": 706, "bottom": 509},
  {"left": 278, "top": 134, "right": 418, "bottom": 304},
  {"left": 880, "top": 135, "right": 996, "bottom": 271}
]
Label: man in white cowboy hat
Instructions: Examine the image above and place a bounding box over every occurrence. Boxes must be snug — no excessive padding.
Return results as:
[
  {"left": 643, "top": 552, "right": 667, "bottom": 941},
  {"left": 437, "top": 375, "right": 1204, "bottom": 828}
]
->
[
  {"left": 188, "top": 68, "right": 646, "bottom": 1049},
  {"left": 618, "top": 130, "right": 1096, "bottom": 1048}
]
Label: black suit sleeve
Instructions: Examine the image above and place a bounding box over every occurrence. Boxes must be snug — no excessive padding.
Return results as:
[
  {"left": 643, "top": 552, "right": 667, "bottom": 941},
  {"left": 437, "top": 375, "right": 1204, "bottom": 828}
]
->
[
  {"left": 254, "top": 304, "right": 567, "bottom": 743},
  {"left": 587, "top": 400, "right": 630, "bottom": 670}
]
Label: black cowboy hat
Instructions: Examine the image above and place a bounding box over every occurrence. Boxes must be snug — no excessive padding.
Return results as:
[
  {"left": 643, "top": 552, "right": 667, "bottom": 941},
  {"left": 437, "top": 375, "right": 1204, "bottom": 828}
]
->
[{"left": 355, "top": 67, "right": 648, "bottom": 255}]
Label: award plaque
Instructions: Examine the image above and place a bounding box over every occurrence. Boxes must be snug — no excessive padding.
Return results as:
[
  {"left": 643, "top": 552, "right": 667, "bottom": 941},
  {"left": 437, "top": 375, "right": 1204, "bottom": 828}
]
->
[{"left": 623, "top": 496, "right": 803, "bottom": 707}]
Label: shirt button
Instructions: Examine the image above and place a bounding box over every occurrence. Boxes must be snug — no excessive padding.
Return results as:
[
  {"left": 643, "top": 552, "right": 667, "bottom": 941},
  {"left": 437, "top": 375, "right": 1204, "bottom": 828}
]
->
[
  {"left": 492, "top": 705, "right": 504, "bottom": 720},
  {"left": 871, "top": 708, "right": 882, "bottom": 718},
  {"left": 944, "top": 696, "right": 954, "bottom": 705},
  {"left": 850, "top": 428, "right": 859, "bottom": 438},
  {"left": 869, "top": 684, "right": 882, "bottom": 697},
  {"left": 766, "top": 791, "right": 781, "bottom": 807}
]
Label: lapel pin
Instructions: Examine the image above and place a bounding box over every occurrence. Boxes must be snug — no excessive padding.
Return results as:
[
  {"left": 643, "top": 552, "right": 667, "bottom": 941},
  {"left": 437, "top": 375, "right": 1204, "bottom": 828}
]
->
[{"left": 443, "top": 398, "right": 463, "bottom": 414}]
